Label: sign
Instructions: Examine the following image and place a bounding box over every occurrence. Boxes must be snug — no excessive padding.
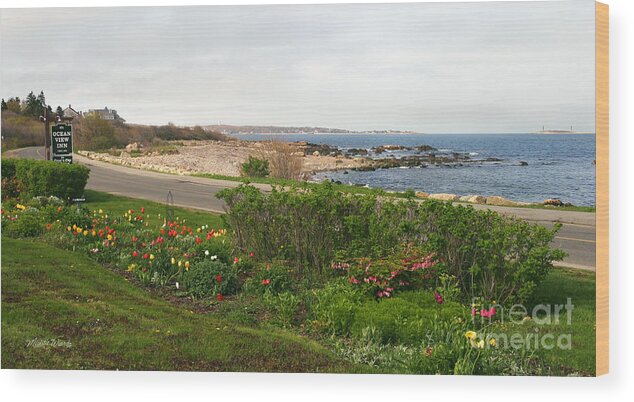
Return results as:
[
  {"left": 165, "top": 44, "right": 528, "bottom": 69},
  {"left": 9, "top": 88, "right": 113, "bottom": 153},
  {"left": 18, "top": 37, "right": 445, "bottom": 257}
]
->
[{"left": 50, "top": 123, "right": 73, "bottom": 163}]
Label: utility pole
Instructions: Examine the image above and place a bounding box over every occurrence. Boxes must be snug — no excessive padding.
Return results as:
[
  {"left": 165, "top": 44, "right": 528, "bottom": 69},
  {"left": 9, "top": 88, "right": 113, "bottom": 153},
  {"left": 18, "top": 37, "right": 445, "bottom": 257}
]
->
[{"left": 40, "top": 108, "right": 54, "bottom": 160}]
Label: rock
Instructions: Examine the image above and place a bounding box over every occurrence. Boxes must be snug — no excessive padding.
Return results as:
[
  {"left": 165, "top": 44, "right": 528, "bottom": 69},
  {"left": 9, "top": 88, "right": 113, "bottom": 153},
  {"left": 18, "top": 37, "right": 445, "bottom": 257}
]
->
[
  {"left": 485, "top": 196, "right": 519, "bottom": 206},
  {"left": 518, "top": 161, "right": 528, "bottom": 166},
  {"left": 467, "top": 195, "right": 487, "bottom": 204},
  {"left": 458, "top": 195, "right": 471, "bottom": 202},
  {"left": 416, "top": 145, "right": 436, "bottom": 152},
  {"left": 415, "top": 191, "right": 429, "bottom": 199},
  {"left": 125, "top": 142, "right": 141, "bottom": 152},
  {"left": 429, "top": 193, "right": 459, "bottom": 201},
  {"left": 543, "top": 198, "right": 564, "bottom": 207},
  {"left": 312, "top": 151, "right": 320, "bottom": 156},
  {"left": 485, "top": 157, "right": 503, "bottom": 162}
]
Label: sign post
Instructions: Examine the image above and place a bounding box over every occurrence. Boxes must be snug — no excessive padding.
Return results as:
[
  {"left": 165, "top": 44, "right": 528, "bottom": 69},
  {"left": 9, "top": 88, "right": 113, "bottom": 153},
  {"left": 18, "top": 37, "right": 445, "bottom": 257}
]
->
[{"left": 50, "top": 123, "right": 73, "bottom": 163}]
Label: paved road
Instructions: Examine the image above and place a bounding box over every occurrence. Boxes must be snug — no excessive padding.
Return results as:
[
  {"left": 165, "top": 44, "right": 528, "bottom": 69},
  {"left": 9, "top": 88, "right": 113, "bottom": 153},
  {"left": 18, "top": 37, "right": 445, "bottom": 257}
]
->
[{"left": 5, "top": 147, "right": 596, "bottom": 270}]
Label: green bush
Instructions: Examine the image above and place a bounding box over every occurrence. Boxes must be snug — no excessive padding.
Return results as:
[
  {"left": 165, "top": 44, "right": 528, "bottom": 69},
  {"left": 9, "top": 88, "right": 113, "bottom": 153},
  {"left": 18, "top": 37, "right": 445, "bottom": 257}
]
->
[
  {"left": 2, "top": 158, "right": 89, "bottom": 201},
  {"left": 183, "top": 260, "right": 240, "bottom": 298},
  {"left": 218, "top": 182, "right": 565, "bottom": 304},
  {"left": 246, "top": 263, "right": 294, "bottom": 295},
  {"left": 240, "top": 156, "right": 269, "bottom": 177},
  {"left": 2, "top": 209, "right": 44, "bottom": 238}
]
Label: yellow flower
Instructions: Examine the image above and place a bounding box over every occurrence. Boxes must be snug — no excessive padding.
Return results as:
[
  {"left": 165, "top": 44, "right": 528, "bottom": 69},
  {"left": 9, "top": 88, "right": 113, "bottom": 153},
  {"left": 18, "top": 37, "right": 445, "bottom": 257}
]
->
[
  {"left": 477, "top": 340, "right": 485, "bottom": 349},
  {"left": 99, "top": 209, "right": 103, "bottom": 214},
  {"left": 72, "top": 224, "right": 77, "bottom": 230},
  {"left": 83, "top": 230, "right": 88, "bottom": 236},
  {"left": 489, "top": 338, "right": 497, "bottom": 347},
  {"left": 178, "top": 260, "right": 182, "bottom": 267},
  {"left": 92, "top": 230, "right": 96, "bottom": 236},
  {"left": 171, "top": 257, "right": 176, "bottom": 265},
  {"left": 127, "top": 264, "right": 137, "bottom": 272},
  {"left": 107, "top": 234, "right": 113, "bottom": 241},
  {"left": 185, "top": 261, "right": 190, "bottom": 271},
  {"left": 67, "top": 226, "right": 72, "bottom": 231},
  {"left": 464, "top": 331, "right": 477, "bottom": 341},
  {"left": 77, "top": 227, "right": 82, "bottom": 233},
  {"left": 197, "top": 228, "right": 201, "bottom": 233},
  {"left": 149, "top": 254, "right": 155, "bottom": 261}
]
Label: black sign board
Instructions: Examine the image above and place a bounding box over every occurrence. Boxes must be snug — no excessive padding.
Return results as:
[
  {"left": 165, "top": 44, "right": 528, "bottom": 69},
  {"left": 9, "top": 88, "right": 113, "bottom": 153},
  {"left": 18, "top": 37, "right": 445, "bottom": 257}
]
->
[{"left": 50, "top": 123, "right": 73, "bottom": 163}]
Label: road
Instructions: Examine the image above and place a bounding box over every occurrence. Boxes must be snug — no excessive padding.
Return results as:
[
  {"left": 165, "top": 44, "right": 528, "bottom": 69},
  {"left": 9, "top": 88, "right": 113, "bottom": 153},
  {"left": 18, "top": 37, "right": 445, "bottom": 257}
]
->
[{"left": 5, "top": 146, "right": 596, "bottom": 270}]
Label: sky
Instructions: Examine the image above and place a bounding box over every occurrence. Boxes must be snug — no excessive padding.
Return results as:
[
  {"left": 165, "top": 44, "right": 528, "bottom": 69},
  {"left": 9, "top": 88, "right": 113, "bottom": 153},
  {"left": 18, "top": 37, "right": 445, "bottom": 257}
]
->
[{"left": 0, "top": 1, "right": 596, "bottom": 133}]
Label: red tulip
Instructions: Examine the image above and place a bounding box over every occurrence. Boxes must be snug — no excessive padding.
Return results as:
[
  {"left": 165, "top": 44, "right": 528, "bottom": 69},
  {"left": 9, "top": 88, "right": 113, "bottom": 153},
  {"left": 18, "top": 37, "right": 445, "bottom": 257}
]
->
[
  {"left": 216, "top": 293, "right": 224, "bottom": 301},
  {"left": 262, "top": 279, "right": 270, "bottom": 285},
  {"left": 132, "top": 251, "right": 139, "bottom": 257},
  {"left": 215, "top": 275, "right": 223, "bottom": 283}
]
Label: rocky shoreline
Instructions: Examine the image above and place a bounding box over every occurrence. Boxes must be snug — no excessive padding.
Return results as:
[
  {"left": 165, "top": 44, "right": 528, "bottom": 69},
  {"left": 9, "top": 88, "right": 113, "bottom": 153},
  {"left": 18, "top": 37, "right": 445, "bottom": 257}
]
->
[{"left": 77, "top": 139, "right": 574, "bottom": 208}]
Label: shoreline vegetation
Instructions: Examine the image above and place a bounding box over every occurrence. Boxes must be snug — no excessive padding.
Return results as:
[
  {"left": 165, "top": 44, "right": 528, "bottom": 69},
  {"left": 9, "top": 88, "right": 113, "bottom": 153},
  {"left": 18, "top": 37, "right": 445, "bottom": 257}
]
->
[{"left": 75, "top": 138, "right": 595, "bottom": 212}]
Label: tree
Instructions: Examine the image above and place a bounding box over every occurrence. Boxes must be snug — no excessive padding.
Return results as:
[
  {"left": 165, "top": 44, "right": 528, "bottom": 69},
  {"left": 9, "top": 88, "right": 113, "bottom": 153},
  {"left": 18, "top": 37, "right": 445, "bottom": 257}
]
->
[
  {"left": 1, "top": 99, "right": 6, "bottom": 111},
  {"left": 75, "top": 114, "right": 117, "bottom": 150},
  {"left": 24, "top": 91, "right": 40, "bottom": 117},
  {"left": 56, "top": 105, "right": 64, "bottom": 117},
  {"left": 5, "top": 97, "right": 21, "bottom": 114}
]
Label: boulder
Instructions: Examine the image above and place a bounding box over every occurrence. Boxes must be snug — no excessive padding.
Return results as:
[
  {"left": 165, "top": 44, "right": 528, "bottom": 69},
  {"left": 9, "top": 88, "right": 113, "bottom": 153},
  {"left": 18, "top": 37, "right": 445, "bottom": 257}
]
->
[
  {"left": 543, "top": 198, "right": 564, "bottom": 207},
  {"left": 485, "top": 196, "right": 519, "bottom": 207},
  {"left": 415, "top": 191, "right": 429, "bottom": 199},
  {"left": 428, "top": 193, "right": 459, "bottom": 201},
  {"left": 125, "top": 142, "right": 141, "bottom": 152},
  {"left": 518, "top": 161, "right": 528, "bottom": 166},
  {"left": 467, "top": 195, "right": 487, "bottom": 204}
]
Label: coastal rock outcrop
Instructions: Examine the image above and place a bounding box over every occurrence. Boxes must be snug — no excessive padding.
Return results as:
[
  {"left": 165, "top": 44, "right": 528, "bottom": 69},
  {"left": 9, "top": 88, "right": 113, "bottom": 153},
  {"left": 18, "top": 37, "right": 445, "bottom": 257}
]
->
[
  {"left": 485, "top": 196, "right": 519, "bottom": 207},
  {"left": 428, "top": 193, "right": 459, "bottom": 201}
]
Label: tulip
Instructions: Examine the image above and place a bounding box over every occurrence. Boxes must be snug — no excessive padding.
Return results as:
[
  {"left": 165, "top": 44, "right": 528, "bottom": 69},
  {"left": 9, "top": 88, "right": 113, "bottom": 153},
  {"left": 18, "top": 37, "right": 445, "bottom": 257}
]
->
[
  {"left": 149, "top": 254, "right": 155, "bottom": 261},
  {"left": 216, "top": 293, "right": 224, "bottom": 301},
  {"left": 185, "top": 261, "right": 190, "bottom": 270},
  {"left": 171, "top": 257, "right": 176, "bottom": 265},
  {"left": 132, "top": 251, "right": 139, "bottom": 257}
]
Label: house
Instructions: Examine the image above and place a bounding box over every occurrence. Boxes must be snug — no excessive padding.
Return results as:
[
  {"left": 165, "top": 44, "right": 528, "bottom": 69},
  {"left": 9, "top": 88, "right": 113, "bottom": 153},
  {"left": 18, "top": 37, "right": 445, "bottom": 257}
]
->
[
  {"left": 62, "top": 104, "right": 81, "bottom": 120},
  {"left": 87, "top": 106, "right": 125, "bottom": 123}
]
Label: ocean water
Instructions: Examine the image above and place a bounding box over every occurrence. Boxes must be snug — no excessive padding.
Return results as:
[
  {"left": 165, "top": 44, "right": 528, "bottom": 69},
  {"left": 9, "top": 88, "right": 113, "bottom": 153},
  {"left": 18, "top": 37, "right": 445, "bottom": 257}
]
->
[{"left": 231, "top": 133, "right": 596, "bottom": 206}]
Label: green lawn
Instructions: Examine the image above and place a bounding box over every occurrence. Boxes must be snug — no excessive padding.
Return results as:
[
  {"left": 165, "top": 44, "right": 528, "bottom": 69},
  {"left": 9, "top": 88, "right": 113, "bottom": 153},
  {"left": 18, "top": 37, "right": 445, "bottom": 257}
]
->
[
  {"left": 1, "top": 237, "right": 354, "bottom": 372},
  {"left": 83, "top": 189, "right": 225, "bottom": 229}
]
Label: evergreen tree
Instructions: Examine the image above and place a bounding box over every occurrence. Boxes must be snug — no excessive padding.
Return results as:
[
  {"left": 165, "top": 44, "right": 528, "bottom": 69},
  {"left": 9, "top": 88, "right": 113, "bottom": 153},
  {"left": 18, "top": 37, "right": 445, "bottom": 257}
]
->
[
  {"left": 24, "top": 91, "right": 39, "bottom": 116},
  {"left": 1, "top": 98, "right": 6, "bottom": 111},
  {"left": 56, "top": 105, "right": 64, "bottom": 117}
]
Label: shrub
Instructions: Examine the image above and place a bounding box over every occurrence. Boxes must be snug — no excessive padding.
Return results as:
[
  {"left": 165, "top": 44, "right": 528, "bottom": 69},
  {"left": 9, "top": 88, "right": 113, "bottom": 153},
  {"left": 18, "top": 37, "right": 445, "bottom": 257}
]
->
[
  {"left": 240, "top": 156, "right": 269, "bottom": 177},
  {"left": 246, "top": 262, "right": 294, "bottom": 295},
  {"left": 262, "top": 141, "right": 303, "bottom": 179},
  {"left": 183, "top": 260, "right": 240, "bottom": 298},
  {"left": 2, "top": 158, "right": 89, "bottom": 201},
  {"left": 218, "top": 182, "right": 564, "bottom": 304},
  {"left": 2, "top": 209, "right": 44, "bottom": 238},
  {"left": 263, "top": 291, "right": 301, "bottom": 328}
]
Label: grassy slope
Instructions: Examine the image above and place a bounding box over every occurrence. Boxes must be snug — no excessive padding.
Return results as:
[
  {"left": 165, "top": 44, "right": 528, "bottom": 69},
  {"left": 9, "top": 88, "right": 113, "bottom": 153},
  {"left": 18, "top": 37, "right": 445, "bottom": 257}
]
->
[
  {"left": 524, "top": 268, "right": 596, "bottom": 374},
  {"left": 1, "top": 238, "right": 353, "bottom": 372}
]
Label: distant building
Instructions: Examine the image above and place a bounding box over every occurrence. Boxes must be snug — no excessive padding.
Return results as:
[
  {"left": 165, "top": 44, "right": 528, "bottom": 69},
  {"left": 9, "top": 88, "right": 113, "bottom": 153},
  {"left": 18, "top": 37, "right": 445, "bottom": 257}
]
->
[
  {"left": 62, "top": 104, "right": 81, "bottom": 120},
  {"left": 87, "top": 106, "right": 125, "bottom": 123}
]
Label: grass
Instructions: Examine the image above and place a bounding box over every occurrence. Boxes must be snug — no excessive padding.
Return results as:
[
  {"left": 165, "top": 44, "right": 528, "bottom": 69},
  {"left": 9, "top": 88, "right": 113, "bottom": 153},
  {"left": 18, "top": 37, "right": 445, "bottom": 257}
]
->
[
  {"left": 0, "top": 237, "right": 356, "bottom": 372},
  {"left": 83, "top": 189, "right": 225, "bottom": 229},
  {"left": 487, "top": 267, "right": 596, "bottom": 375}
]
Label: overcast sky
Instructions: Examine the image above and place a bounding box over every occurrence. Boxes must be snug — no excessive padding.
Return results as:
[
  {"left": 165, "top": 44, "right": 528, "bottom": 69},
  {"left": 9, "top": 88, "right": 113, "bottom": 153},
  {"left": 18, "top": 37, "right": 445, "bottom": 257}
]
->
[{"left": 0, "top": 1, "right": 595, "bottom": 133}]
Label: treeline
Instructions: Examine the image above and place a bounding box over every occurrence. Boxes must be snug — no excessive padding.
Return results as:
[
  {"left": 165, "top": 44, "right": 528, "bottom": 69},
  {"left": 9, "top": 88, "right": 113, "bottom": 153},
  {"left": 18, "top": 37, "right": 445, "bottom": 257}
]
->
[{"left": 1, "top": 90, "right": 227, "bottom": 151}]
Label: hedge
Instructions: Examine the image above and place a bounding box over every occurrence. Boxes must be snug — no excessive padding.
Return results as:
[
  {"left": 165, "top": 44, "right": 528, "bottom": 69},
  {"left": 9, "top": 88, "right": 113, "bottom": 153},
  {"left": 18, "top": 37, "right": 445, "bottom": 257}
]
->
[{"left": 1, "top": 158, "right": 90, "bottom": 201}]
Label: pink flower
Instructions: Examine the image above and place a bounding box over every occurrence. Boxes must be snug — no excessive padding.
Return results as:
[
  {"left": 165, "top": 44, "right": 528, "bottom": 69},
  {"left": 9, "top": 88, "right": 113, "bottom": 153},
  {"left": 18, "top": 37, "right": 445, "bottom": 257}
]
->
[
  {"left": 132, "top": 251, "right": 139, "bottom": 257},
  {"left": 262, "top": 279, "right": 270, "bottom": 285},
  {"left": 249, "top": 252, "right": 254, "bottom": 257},
  {"left": 234, "top": 257, "right": 239, "bottom": 264},
  {"left": 434, "top": 292, "right": 444, "bottom": 304}
]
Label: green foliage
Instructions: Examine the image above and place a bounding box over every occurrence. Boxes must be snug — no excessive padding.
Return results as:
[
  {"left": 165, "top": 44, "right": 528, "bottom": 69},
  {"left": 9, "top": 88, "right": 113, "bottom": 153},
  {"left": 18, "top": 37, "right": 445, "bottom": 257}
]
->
[
  {"left": 218, "top": 182, "right": 564, "bottom": 304},
  {"left": 263, "top": 291, "right": 301, "bottom": 328},
  {"left": 183, "top": 260, "right": 240, "bottom": 298},
  {"left": 2, "top": 209, "right": 44, "bottom": 238},
  {"left": 246, "top": 262, "right": 294, "bottom": 296},
  {"left": 240, "top": 156, "right": 270, "bottom": 178},
  {"left": 2, "top": 158, "right": 89, "bottom": 200}
]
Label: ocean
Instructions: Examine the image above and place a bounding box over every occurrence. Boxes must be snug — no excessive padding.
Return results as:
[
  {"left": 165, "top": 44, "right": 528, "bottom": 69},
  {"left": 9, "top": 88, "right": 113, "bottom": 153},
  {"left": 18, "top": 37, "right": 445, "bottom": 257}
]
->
[{"left": 230, "top": 133, "right": 596, "bottom": 206}]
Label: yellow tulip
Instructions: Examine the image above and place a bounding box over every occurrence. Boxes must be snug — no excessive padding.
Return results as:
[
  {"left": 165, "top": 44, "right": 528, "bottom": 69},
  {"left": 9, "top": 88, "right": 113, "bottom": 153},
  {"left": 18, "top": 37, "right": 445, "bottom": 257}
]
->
[
  {"left": 171, "top": 257, "right": 176, "bottom": 265},
  {"left": 107, "top": 234, "right": 113, "bottom": 241},
  {"left": 178, "top": 260, "right": 182, "bottom": 267},
  {"left": 99, "top": 209, "right": 103, "bottom": 214},
  {"left": 83, "top": 230, "right": 88, "bottom": 236},
  {"left": 67, "top": 226, "right": 72, "bottom": 231},
  {"left": 464, "top": 331, "right": 477, "bottom": 341},
  {"left": 185, "top": 261, "right": 190, "bottom": 271},
  {"left": 477, "top": 340, "right": 485, "bottom": 349},
  {"left": 92, "top": 230, "right": 96, "bottom": 236},
  {"left": 489, "top": 338, "right": 496, "bottom": 347},
  {"left": 149, "top": 254, "right": 155, "bottom": 261}
]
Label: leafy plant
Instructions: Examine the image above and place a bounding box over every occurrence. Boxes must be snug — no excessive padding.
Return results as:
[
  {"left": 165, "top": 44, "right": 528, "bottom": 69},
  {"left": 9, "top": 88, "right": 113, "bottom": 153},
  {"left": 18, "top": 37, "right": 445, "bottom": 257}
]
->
[
  {"left": 183, "top": 259, "right": 240, "bottom": 299},
  {"left": 240, "top": 156, "right": 269, "bottom": 177}
]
